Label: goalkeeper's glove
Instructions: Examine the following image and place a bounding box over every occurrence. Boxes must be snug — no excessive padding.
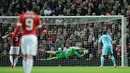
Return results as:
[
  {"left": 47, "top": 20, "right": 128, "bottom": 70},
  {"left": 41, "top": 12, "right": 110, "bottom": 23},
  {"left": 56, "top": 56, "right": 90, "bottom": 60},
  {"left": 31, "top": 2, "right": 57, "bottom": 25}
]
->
[{"left": 84, "top": 50, "right": 89, "bottom": 54}]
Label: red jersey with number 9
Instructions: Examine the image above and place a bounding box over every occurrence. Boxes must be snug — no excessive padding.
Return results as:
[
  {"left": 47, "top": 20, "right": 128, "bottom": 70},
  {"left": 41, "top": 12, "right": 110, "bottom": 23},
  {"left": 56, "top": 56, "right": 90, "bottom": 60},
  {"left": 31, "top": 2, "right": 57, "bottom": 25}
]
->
[
  {"left": 9, "top": 32, "right": 22, "bottom": 46},
  {"left": 16, "top": 11, "right": 41, "bottom": 35}
]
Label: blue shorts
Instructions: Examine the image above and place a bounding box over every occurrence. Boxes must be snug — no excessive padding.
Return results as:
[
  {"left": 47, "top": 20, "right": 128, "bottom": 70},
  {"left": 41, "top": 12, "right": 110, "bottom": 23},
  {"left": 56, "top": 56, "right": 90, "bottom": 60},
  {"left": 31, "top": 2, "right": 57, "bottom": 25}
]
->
[{"left": 102, "top": 45, "right": 113, "bottom": 55}]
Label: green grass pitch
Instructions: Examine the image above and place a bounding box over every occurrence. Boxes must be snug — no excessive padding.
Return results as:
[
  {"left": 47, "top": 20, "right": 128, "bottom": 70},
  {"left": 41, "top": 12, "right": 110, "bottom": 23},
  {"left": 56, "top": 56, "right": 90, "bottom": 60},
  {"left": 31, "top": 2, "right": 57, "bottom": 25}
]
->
[{"left": 0, "top": 66, "right": 129, "bottom": 73}]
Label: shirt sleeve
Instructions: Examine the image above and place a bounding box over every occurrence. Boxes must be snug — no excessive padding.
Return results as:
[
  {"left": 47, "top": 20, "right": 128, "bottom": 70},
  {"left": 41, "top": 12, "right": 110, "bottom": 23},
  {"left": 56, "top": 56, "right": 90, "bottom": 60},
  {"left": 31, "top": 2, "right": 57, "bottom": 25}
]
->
[
  {"left": 16, "top": 16, "right": 22, "bottom": 26},
  {"left": 99, "top": 36, "right": 102, "bottom": 42},
  {"left": 108, "top": 35, "right": 112, "bottom": 42},
  {"left": 15, "top": 15, "right": 22, "bottom": 35},
  {"left": 36, "top": 16, "right": 42, "bottom": 28},
  {"left": 8, "top": 33, "right": 12, "bottom": 37}
]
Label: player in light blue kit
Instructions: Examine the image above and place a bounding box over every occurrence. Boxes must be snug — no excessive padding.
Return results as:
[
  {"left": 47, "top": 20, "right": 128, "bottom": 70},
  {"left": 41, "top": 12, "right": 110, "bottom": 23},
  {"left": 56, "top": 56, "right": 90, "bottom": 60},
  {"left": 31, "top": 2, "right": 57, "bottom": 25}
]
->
[{"left": 98, "top": 31, "right": 116, "bottom": 68}]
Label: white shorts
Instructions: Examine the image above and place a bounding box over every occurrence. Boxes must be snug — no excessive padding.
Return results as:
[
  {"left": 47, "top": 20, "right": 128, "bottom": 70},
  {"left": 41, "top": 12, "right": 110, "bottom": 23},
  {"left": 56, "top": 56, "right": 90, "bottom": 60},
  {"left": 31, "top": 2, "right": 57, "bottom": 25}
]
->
[
  {"left": 21, "top": 35, "right": 38, "bottom": 56},
  {"left": 9, "top": 46, "right": 20, "bottom": 55}
]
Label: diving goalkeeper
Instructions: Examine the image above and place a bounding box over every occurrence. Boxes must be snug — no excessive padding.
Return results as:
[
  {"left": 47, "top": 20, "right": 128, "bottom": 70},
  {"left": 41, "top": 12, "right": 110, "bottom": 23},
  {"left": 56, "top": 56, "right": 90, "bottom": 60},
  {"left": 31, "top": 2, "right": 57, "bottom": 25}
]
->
[{"left": 44, "top": 46, "right": 88, "bottom": 61}]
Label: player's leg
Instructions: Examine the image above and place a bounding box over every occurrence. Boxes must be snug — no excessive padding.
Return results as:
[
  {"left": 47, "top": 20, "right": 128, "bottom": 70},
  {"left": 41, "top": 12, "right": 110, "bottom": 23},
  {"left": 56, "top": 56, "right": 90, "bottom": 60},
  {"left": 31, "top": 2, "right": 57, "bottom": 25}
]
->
[
  {"left": 27, "top": 36, "right": 37, "bottom": 73},
  {"left": 100, "top": 46, "right": 108, "bottom": 67},
  {"left": 46, "top": 51, "right": 56, "bottom": 54},
  {"left": 111, "top": 54, "right": 116, "bottom": 68},
  {"left": 22, "top": 56, "right": 26, "bottom": 73},
  {"left": 25, "top": 55, "right": 33, "bottom": 73},
  {"left": 22, "top": 55, "right": 33, "bottom": 73},
  {"left": 21, "top": 35, "right": 37, "bottom": 73},
  {"left": 13, "top": 47, "right": 20, "bottom": 67},
  {"left": 109, "top": 46, "right": 116, "bottom": 67},
  {"left": 21, "top": 36, "right": 27, "bottom": 73},
  {"left": 100, "top": 55, "right": 104, "bottom": 67},
  {"left": 45, "top": 52, "right": 64, "bottom": 60},
  {"left": 9, "top": 46, "right": 14, "bottom": 68},
  {"left": 45, "top": 57, "right": 58, "bottom": 60}
]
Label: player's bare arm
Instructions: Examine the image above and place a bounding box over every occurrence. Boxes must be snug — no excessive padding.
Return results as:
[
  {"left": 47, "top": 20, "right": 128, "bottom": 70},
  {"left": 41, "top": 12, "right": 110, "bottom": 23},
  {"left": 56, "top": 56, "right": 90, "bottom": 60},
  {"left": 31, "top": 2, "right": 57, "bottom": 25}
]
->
[
  {"left": 98, "top": 42, "right": 101, "bottom": 54},
  {"left": 2, "top": 34, "right": 9, "bottom": 39}
]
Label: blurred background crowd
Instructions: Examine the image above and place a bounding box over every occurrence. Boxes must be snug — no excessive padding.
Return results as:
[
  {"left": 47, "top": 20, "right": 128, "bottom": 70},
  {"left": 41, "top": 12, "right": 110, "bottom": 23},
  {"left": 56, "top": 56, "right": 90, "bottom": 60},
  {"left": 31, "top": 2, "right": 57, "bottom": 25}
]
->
[
  {"left": 0, "top": 0, "right": 130, "bottom": 63},
  {"left": 0, "top": 0, "right": 130, "bottom": 16}
]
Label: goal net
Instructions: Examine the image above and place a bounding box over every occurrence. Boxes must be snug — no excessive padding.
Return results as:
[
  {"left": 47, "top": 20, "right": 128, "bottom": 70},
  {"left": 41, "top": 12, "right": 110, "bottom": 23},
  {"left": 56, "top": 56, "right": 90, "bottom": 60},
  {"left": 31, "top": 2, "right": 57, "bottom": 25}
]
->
[{"left": 0, "top": 16, "right": 127, "bottom": 67}]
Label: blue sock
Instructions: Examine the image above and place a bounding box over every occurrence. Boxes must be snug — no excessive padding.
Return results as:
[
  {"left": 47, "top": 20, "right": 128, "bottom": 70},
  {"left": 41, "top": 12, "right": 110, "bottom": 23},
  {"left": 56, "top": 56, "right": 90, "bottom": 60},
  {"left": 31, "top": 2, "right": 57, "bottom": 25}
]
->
[
  {"left": 111, "top": 56, "right": 116, "bottom": 66},
  {"left": 101, "top": 56, "right": 104, "bottom": 66}
]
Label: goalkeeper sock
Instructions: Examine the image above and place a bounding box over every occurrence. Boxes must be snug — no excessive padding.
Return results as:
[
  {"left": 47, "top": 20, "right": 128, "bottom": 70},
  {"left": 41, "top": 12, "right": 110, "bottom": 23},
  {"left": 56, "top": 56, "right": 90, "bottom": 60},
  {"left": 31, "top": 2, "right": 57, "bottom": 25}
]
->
[
  {"left": 14, "top": 56, "right": 19, "bottom": 66},
  {"left": 46, "top": 51, "right": 52, "bottom": 53},
  {"left": 46, "top": 58, "right": 54, "bottom": 61},
  {"left": 111, "top": 56, "right": 116, "bottom": 66},
  {"left": 26, "top": 58, "right": 33, "bottom": 73},
  {"left": 101, "top": 56, "right": 104, "bottom": 66},
  {"left": 9, "top": 56, "right": 13, "bottom": 64}
]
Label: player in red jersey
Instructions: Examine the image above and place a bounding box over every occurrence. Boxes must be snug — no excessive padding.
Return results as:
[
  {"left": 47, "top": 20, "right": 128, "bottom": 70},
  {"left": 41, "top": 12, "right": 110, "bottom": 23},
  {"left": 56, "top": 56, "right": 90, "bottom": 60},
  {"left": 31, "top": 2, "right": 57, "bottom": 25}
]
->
[
  {"left": 2, "top": 32, "right": 22, "bottom": 68},
  {"left": 14, "top": 2, "right": 42, "bottom": 73}
]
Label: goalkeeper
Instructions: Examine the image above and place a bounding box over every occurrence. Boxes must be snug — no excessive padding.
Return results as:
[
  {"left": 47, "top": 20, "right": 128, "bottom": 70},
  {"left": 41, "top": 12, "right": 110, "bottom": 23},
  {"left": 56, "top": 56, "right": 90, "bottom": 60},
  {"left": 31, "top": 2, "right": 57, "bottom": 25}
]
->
[{"left": 44, "top": 46, "right": 88, "bottom": 61}]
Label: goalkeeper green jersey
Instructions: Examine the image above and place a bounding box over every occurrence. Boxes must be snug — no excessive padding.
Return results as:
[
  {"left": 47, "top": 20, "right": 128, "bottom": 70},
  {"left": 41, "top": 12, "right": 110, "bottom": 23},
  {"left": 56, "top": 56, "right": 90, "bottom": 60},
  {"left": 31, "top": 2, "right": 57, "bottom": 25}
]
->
[
  {"left": 45, "top": 47, "right": 86, "bottom": 60},
  {"left": 64, "top": 47, "right": 81, "bottom": 58}
]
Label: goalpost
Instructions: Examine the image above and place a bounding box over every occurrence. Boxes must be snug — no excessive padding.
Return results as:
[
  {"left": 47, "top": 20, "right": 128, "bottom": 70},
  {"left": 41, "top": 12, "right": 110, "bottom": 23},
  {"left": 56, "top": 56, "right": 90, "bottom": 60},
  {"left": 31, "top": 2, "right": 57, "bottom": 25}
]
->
[{"left": 0, "top": 16, "right": 127, "bottom": 67}]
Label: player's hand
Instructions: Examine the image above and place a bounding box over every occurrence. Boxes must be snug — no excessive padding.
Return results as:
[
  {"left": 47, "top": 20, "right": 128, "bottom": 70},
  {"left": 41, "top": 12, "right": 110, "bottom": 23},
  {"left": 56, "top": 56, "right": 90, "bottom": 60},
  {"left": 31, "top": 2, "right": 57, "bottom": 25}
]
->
[
  {"left": 98, "top": 50, "right": 101, "bottom": 55},
  {"left": 2, "top": 36, "right": 6, "bottom": 39}
]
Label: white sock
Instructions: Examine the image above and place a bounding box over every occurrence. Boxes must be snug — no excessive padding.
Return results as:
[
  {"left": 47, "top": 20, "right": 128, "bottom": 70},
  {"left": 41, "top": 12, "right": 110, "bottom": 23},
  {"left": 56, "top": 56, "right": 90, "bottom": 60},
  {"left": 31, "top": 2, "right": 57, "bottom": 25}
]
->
[
  {"left": 23, "top": 58, "right": 27, "bottom": 73},
  {"left": 9, "top": 56, "right": 13, "bottom": 64},
  {"left": 14, "top": 56, "right": 19, "bottom": 66},
  {"left": 26, "top": 58, "right": 33, "bottom": 73}
]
